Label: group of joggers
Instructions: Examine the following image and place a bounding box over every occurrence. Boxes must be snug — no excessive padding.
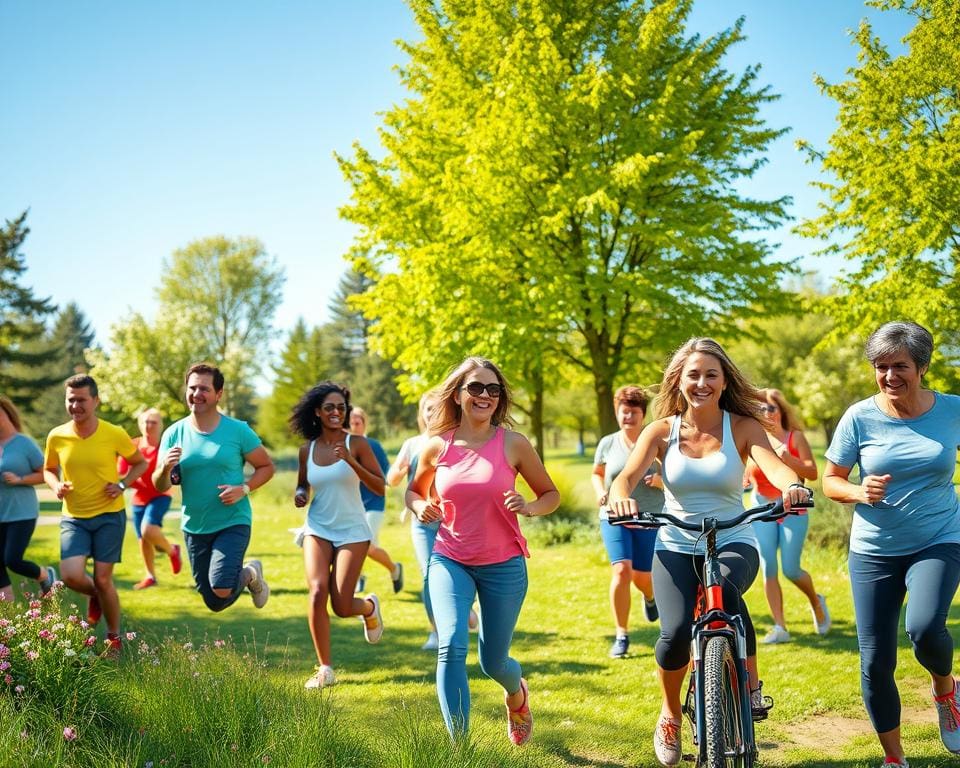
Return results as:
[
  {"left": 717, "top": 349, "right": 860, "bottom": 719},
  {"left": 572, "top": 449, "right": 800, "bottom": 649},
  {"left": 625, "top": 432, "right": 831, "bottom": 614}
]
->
[{"left": 0, "top": 319, "right": 958, "bottom": 767}]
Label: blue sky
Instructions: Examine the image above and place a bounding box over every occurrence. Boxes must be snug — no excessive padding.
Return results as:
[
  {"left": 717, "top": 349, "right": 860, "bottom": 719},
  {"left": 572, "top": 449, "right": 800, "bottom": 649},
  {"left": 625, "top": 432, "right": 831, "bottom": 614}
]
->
[{"left": 1, "top": 1, "right": 912, "bottom": 347}]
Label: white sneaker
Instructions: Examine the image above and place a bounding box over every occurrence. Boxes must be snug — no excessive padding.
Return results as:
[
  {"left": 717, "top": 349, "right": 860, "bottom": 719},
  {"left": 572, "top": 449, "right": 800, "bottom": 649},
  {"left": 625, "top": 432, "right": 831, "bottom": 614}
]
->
[
  {"left": 304, "top": 665, "right": 336, "bottom": 690},
  {"left": 245, "top": 560, "right": 270, "bottom": 609},
  {"left": 421, "top": 631, "right": 439, "bottom": 651},
  {"left": 761, "top": 624, "right": 791, "bottom": 644},
  {"left": 653, "top": 715, "right": 682, "bottom": 766},
  {"left": 361, "top": 594, "right": 383, "bottom": 644},
  {"left": 812, "top": 594, "right": 831, "bottom": 635},
  {"left": 934, "top": 678, "right": 960, "bottom": 754}
]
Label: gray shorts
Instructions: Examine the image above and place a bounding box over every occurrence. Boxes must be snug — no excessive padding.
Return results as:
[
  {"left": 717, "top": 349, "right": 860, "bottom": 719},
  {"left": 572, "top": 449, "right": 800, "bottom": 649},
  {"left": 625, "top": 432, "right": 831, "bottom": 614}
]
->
[{"left": 61, "top": 510, "right": 126, "bottom": 563}]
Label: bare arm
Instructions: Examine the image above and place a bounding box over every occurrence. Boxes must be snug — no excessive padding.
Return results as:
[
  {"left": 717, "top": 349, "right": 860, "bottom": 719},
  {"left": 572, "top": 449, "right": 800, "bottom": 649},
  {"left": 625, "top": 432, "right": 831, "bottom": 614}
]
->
[
  {"left": 294, "top": 443, "right": 310, "bottom": 507},
  {"left": 217, "top": 445, "right": 275, "bottom": 506},
  {"left": 405, "top": 437, "right": 444, "bottom": 522},
  {"left": 106, "top": 449, "right": 148, "bottom": 499},
  {"left": 739, "top": 416, "right": 809, "bottom": 510},
  {"left": 503, "top": 432, "right": 560, "bottom": 518},
  {"left": 153, "top": 446, "right": 181, "bottom": 492},
  {"left": 822, "top": 460, "right": 890, "bottom": 504},
  {"left": 340, "top": 435, "right": 385, "bottom": 496},
  {"left": 591, "top": 463, "right": 607, "bottom": 505},
  {"left": 769, "top": 430, "right": 818, "bottom": 481},
  {"left": 609, "top": 420, "right": 668, "bottom": 515},
  {"left": 1, "top": 469, "right": 44, "bottom": 486},
  {"left": 386, "top": 440, "right": 413, "bottom": 487}
]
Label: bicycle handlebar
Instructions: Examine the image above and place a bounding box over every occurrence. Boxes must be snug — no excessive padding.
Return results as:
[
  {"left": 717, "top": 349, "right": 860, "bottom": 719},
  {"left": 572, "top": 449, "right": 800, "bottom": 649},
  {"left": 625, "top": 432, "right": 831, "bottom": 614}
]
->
[{"left": 607, "top": 490, "right": 814, "bottom": 532}]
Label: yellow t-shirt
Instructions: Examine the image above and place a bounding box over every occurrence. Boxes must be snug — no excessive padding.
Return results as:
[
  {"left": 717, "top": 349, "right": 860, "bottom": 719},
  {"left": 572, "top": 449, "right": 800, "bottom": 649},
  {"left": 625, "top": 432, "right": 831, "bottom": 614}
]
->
[{"left": 44, "top": 421, "right": 137, "bottom": 519}]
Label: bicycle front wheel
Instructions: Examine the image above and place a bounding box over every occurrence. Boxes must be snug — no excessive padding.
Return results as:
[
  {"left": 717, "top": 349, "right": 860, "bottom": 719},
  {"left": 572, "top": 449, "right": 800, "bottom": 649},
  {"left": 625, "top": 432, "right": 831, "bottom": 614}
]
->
[{"left": 703, "top": 635, "right": 752, "bottom": 768}]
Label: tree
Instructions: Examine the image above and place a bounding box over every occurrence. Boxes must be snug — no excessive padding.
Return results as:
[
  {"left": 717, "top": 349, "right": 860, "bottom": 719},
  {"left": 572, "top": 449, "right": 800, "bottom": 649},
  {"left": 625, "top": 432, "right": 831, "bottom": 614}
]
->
[
  {"left": 90, "top": 235, "right": 285, "bottom": 423},
  {"left": 339, "top": 0, "right": 794, "bottom": 442},
  {"left": 798, "top": 0, "right": 960, "bottom": 392},
  {"left": 0, "top": 211, "right": 58, "bottom": 407}
]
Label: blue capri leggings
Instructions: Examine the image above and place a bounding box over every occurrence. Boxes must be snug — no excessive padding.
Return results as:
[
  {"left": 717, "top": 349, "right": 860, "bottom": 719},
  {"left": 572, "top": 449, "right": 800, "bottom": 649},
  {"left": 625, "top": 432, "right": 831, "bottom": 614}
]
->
[
  {"left": 849, "top": 543, "right": 960, "bottom": 734},
  {"left": 750, "top": 490, "right": 810, "bottom": 580},
  {"left": 429, "top": 553, "right": 527, "bottom": 738}
]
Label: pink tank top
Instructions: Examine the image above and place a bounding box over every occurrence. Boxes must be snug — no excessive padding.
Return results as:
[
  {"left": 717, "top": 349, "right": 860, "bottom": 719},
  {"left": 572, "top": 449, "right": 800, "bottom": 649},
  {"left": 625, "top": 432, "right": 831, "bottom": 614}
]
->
[{"left": 432, "top": 427, "right": 529, "bottom": 565}]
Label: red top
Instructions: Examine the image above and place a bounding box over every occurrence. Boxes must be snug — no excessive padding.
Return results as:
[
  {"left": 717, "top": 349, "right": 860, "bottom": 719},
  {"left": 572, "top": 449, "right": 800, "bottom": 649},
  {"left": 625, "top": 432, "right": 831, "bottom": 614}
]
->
[
  {"left": 118, "top": 437, "right": 172, "bottom": 506},
  {"left": 747, "top": 431, "right": 799, "bottom": 500}
]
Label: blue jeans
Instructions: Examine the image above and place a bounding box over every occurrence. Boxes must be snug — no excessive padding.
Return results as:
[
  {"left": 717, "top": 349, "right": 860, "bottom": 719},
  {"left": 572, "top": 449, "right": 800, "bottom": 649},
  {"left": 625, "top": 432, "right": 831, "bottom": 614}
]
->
[
  {"left": 429, "top": 553, "right": 528, "bottom": 738},
  {"left": 411, "top": 518, "right": 440, "bottom": 624},
  {"left": 849, "top": 543, "right": 960, "bottom": 733},
  {"left": 184, "top": 525, "right": 251, "bottom": 613}
]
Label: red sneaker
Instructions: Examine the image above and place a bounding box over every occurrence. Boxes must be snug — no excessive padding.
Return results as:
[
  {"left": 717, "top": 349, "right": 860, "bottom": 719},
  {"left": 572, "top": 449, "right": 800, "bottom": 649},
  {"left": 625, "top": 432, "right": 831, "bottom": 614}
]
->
[
  {"left": 506, "top": 678, "right": 533, "bottom": 746},
  {"left": 104, "top": 634, "right": 122, "bottom": 659},
  {"left": 133, "top": 576, "right": 157, "bottom": 590},
  {"left": 87, "top": 593, "right": 102, "bottom": 625},
  {"left": 170, "top": 544, "right": 182, "bottom": 575}
]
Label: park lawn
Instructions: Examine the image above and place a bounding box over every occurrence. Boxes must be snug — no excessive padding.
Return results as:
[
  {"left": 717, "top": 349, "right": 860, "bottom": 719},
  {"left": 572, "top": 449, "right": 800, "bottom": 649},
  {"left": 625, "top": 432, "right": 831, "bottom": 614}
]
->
[{"left": 6, "top": 460, "right": 958, "bottom": 768}]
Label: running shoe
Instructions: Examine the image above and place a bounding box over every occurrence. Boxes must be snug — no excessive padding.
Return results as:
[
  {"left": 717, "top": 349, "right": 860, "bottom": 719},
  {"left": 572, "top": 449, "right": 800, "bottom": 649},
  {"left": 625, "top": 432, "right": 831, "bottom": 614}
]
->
[
  {"left": 506, "top": 678, "right": 532, "bottom": 746},
  {"left": 245, "top": 560, "right": 270, "bottom": 609},
  {"left": 87, "top": 593, "right": 102, "bottom": 625},
  {"left": 39, "top": 566, "right": 57, "bottom": 596},
  {"left": 881, "top": 759, "right": 909, "bottom": 767},
  {"left": 133, "top": 576, "right": 157, "bottom": 590},
  {"left": 170, "top": 544, "right": 182, "bottom": 575},
  {"left": 761, "top": 624, "right": 791, "bottom": 644},
  {"left": 653, "top": 715, "right": 682, "bottom": 766},
  {"left": 934, "top": 677, "right": 960, "bottom": 753},
  {"left": 609, "top": 634, "right": 630, "bottom": 658},
  {"left": 643, "top": 597, "right": 659, "bottom": 622},
  {"left": 812, "top": 594, "right": 831, "bottom": 635},
  {"left": 391, "top": 562, "right": 404, "bottom": 593},
  {"left": 362, "top": 594, "right": 383, "bottom": 643},
  {"left": 304, "top": 665, "right": 337, "bottom": 690},
  {"left": 421, "top": 631, "right": 439, "bottom": 651},
  {"left": 751, "top": 681, "right": 774, "bottom": 721},
  {"left": 104, "top": 633, "right": 122, "bottom": 659}
]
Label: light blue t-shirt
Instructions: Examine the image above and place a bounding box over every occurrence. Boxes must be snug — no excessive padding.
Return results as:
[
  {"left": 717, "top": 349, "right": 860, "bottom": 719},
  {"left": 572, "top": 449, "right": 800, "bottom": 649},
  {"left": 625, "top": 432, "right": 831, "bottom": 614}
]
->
[
  {"left": 360, "top": 437, "right": 390, "bottom": 513},
  {"left": 594, "top": 431, "right": 664, "bottom": 519},
  {"left": 160, "top": 415, "right": 262, "bottom": 535},
  {"left": 0, "top": 434, "right": 44, "bottom": 523},
  {"left": 825, "top": 392, "right": 960, "bottom": 556}
]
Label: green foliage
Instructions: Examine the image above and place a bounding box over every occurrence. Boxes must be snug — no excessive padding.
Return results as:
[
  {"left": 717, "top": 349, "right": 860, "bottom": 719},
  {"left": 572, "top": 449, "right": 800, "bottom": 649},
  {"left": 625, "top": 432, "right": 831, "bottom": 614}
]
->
[
  {"left": 798, "top": 0, "right": 960, "bottom": 391},
  {"left": 339, "top": 0, "right": 794, "bottom": 441},
  {"left": 0, "top": 211, "right": 58, "bottom": 407},
  {"left": 90, "top": 236, "right": 286, "bottom": 425}
]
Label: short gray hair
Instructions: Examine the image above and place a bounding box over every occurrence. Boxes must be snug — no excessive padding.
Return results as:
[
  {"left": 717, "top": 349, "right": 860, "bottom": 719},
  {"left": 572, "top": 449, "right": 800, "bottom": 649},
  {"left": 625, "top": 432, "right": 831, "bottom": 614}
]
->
[{"left": 865, "top": 321, "right": 933, "bottom": 370}]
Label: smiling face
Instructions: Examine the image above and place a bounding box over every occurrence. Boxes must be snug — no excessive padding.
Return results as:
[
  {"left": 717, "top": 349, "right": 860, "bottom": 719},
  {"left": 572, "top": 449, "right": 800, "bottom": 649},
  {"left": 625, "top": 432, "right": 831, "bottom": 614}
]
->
[
  {"left": 679, "top": 352, "right": 725, "bottom": 411},
  {"left": 65, "top": 386, "right": 99, "bottom": 426},
  {"left": 138, "top": 410, "right": 163, "bottom": 442},
  {"left": 616, "top": 402, "right": 644, "bottom": 431},
  {"left": 186, "top": 373, "right": 223, "bottom": 416},
  {"left": 317, "top": 392, "right": 347, "bottom": 431},
  {"left": 455, "top": 367, "right": 500, "bottom": 423},
  {"left": 873, "top": 349, "right": 926, "bottom": 404}
]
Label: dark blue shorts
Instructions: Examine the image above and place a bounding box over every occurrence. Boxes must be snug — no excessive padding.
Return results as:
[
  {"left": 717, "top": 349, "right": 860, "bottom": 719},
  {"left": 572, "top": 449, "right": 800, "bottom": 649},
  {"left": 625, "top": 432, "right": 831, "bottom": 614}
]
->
[
  {"left": 60, "top": 510, "right": 126, "bottom": 563},
  {"left": 599, "top": 518, "right": 656, "bottom": 571},
  {"left": 132, "top": 495, "right": 173, "bottom": 538}
]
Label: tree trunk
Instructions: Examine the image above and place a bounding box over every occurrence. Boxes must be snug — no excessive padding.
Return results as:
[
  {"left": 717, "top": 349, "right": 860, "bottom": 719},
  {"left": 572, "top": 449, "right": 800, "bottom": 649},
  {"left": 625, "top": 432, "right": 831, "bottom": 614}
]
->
[
  {"left": 529, "top": 365, "right": 545, "bottom": 461},
  {"left": 595, "top": 377, "right": 617, "bottom": 437}
]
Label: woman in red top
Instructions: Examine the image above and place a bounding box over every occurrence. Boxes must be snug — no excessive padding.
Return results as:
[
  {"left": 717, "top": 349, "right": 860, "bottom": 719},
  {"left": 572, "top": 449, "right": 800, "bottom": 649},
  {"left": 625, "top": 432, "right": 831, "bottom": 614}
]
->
[
  {"left": 119, "top": 409, "right": 181, "bottom": 589},
  {"left": 745, "top": 389, "right": 828, "bottom": 643}
]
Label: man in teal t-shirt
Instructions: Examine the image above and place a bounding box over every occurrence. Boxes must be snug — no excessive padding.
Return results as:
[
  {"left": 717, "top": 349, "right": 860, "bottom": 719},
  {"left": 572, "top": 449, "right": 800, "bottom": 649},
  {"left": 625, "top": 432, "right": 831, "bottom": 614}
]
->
[{"left": 154, "top": 362, "right": 275, "bottom": 612}]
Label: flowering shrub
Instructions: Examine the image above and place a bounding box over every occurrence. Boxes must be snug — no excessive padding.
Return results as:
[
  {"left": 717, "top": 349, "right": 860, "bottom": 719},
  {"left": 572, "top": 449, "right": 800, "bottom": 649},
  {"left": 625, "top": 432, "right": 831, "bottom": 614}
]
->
[{"left": 0, "top": 582, "right": 113, "bottom": 718}]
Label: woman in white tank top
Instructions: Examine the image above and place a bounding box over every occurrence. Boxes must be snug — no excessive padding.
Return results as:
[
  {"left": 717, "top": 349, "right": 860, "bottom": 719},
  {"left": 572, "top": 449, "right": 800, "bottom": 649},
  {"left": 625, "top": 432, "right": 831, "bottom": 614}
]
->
[
  {"left": 290, "top": 381, "right": 387, "bottom": 691},
  {"left": 609, "top": 338, "right": 810, "bottom": 767}
]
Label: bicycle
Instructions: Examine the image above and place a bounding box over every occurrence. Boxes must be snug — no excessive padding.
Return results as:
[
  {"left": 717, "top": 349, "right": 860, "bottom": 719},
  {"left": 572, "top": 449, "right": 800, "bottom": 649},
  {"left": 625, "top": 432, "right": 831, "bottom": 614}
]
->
[{"left": 609, "top": 492, "right": 813, "bottom": 768}]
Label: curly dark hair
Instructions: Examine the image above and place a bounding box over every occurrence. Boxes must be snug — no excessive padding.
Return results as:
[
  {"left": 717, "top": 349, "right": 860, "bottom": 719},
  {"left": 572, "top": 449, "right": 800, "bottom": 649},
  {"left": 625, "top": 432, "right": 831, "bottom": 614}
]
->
[{"left": 289, "top": 381, "right": 352, "bottom": 440}]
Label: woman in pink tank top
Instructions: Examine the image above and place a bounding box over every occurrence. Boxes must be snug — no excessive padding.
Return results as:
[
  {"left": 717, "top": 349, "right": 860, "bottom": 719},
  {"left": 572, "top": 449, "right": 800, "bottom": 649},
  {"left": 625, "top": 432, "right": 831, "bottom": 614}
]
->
[{"left": 406, "top": 357, "right": 560, "bottom": 745}]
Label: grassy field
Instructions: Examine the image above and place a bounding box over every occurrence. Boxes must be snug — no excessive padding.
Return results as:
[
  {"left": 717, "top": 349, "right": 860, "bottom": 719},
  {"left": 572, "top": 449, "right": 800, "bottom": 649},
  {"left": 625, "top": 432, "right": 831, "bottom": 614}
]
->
[{"left": 3, "top": 449, "right": 958, "bottom": 767}]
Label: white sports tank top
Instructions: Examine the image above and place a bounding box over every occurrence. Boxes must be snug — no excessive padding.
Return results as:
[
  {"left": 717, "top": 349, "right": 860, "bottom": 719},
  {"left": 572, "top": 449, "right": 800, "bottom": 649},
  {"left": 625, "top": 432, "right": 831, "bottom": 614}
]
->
[
  {"left": 657, "top": 411, "right": 756, "bottom": 554},
  {"left": 304, "top": 435, "right": 368, "bottom": 533}
]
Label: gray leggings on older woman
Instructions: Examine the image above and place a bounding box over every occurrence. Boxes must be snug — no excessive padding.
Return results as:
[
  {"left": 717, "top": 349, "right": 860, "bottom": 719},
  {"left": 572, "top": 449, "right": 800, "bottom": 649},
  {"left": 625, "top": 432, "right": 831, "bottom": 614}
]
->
[{"left": 849, "top": 542, "right": 960, "bottom": 734}]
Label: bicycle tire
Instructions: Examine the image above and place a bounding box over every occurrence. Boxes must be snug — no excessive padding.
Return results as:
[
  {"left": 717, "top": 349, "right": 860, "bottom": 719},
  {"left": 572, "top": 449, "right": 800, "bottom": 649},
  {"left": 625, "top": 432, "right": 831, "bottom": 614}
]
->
[{"left": 703, "top": 635, "right": 751, "bottom": 768}]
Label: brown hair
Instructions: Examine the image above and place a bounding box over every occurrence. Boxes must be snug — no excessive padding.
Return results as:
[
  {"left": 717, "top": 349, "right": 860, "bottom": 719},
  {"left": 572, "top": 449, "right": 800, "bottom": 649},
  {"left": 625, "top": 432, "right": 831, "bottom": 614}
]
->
[
  {"left": 653, "top": 337, "right": 765, "bottom": 420},
  {"left": 65, "top": 374, "right": 98, "bottom": 398},
  {"left": 761, "top": 388, "right": 805, "bottom": 432},
  {"left": 0, "top": 395, "right": 23, "bottom": 432},
  {"left": 428, "top": 357, "right": 514, "bottom": 436},
  {"left": 185, "top": 362, "right": 224, "bottom": 392},
  {"left": 614, "top": 385, "right": 649, "bottom": 414}
]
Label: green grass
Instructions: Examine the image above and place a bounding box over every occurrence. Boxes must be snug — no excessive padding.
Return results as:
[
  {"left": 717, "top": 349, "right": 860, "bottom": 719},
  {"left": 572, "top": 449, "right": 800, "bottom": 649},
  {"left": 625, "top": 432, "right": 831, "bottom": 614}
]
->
[{"left": 3, "top": 455, "right": 958, "bottom": 767}]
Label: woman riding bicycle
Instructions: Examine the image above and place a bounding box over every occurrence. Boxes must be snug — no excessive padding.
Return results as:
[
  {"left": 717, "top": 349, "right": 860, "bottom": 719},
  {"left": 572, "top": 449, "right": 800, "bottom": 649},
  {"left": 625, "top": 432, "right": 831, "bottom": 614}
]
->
[{"left": 609, "top": 338, "right": 809, "bottom": 767}]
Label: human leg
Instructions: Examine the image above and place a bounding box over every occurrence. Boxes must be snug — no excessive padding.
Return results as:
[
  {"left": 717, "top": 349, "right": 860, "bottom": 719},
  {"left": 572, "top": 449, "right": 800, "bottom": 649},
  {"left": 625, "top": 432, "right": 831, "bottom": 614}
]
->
[
  {"left": 364, "top": 511, "right": 398, "bottom": 576},
  {"left": 411, "top": 518, "right": 440, "bottom": 626},
  {"left": 429, "top": 553, "right": 477, "bottom": 738},
  {"left": 92, "top": 561, "right": 120, "bottom": 634},
  {"left": 630, "top": 526, "right": 657, "bottom": 619},
  {"left": 303, "top": 535, "right": 334, "bottom": 666},
  {"left": 2, "top": 518, "right": 43, "bottom": 583},
  {"left": 849, "top": 550, "right": 909, "bottom": 762},
  {"left": 601, "top": 518, "right": 634, "bottom": 637},
  {"left": 140, "top": 497, "right": 175, "bottom": 581},
  {"left": 0, "top": 523, "right": 12, "bottom": 601},
  {"left": 475, "top": 556, "right": 528, "bottom": 701},
  {"left": 209, "top": 526, "right": 253, "bottom": 610},
  {"left": 652, "top": 549, "right": 700, "bottom": 719},
  {"left": 752, "top": 518, "right": 786, "bottom": 631},
  {"left": 88, "top": 511, "right": 125, "bottom": 635},
  {"left": 329, "top": 540, "right": 373, "bottom": 618},
  {"left": 779, "top": 513, "right": 825, "bottom": 620},
  {"left": 716, "top": 543, "right": 761, "bottom": 686}
]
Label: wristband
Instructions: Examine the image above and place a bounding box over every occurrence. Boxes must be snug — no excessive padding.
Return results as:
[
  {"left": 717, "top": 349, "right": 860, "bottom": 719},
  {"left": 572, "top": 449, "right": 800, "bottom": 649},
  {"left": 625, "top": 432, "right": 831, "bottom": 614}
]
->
[
  {"left": 787, "top": 482, "right": 805, "bottom": 490},
  {"left": 242, "top": 483, "right": 252, "bottom": 496},
  {"left": 117, "top": 480, "right": 126, "bottom": 491}
]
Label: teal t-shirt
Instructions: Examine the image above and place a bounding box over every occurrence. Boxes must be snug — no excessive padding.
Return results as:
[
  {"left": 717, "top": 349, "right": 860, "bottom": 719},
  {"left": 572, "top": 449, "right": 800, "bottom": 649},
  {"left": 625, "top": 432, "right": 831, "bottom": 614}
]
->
[
  {"left": 0, "top": 434, "right": 44, "bottom": 523},
  {"left": 160, "top": 415, "right": 262, "bottom": 534},
  {"left": 826, "top": 392, "right": 960, "bottom": 556}
]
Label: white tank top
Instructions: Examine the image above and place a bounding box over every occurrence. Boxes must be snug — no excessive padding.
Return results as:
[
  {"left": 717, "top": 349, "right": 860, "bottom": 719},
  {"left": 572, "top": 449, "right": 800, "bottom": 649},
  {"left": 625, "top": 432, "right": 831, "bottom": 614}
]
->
[
  {"left": 658, "top": 411, "right": 756, "bottom": 554},
  {"left": 305, "top": 436, "right": 368, "bottom": 532}
]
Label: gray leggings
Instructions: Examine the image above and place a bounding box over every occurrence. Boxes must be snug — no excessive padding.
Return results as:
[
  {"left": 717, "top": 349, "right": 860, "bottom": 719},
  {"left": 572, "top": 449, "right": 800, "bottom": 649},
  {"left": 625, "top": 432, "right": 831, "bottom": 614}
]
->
[
  {"left": 848, "top": 542, "right": 960, "bottom": 734},
  {"left": 652, "top": 543, "right": 759, "bottom": 670}
]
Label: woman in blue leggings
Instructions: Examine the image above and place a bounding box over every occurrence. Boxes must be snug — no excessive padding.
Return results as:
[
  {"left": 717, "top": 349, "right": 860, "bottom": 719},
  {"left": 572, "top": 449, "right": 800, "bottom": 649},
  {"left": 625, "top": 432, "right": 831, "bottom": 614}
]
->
[{"left": 824, "top": 321, "right": 960, "bottom": 766}]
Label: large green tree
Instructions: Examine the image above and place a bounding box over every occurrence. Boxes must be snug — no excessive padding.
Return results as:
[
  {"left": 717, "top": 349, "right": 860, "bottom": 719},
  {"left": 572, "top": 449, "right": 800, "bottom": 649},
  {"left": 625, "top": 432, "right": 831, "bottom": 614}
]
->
[
  {"left": 339, "top": 0, "right": 794, "bottom": 439},
  {"left": 798, "top": 0, "right": 960, "bottom": 391},
  {"left": 0, "top": 212, "right": 58, "bottom": 407},
  {"left": 90, "top": 236, "right": 285, "bottom": 422}
]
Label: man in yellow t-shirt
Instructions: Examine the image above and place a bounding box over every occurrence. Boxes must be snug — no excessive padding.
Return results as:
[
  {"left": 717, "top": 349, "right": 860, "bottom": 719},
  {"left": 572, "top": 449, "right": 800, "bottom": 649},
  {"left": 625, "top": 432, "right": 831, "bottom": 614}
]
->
[{"left": 43, "top": 375, "right": 147, "bottom": 655}]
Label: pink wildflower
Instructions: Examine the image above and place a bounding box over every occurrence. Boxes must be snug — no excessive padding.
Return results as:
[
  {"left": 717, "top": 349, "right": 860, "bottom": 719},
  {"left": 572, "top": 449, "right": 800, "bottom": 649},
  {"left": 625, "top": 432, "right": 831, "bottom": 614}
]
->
[
  {"left": 0, "top": 660, "right": 10, "bottom": 671},
  {"left": 25, "top": 650, "right": 38, "bottom": 661},
  {"left": 84, "top": 636, "right": 96, "bottom": 647},
  {"left": 0, "top": 643, "right": 8, "bottom": 658},
  {"left": 125, "top": 631, "right": 137, "bottom": 641},
  {"left": 4, "top": 674, "right": 12, "bottom": 685},
  {"left": 214, "top": 639, "right": 226, "bottom": 649},
  {"left": 14, "top": 684, "right": 24, "bottom": 694},
  {"left": 63, "top": 726, "right": 78, "bottom": 741}
]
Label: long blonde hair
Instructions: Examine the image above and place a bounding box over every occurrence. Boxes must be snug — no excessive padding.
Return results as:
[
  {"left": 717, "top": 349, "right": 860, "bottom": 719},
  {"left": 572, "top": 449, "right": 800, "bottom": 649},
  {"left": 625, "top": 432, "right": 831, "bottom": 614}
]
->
[
  {"left": 653, "top": 338, "right": 765, "bottom": 420},
  {"left": 762, "top": 388, "right": 805, "bottom": 432},
  {"left": 428, "top": 357, "right": 515, "bottom": 436}
]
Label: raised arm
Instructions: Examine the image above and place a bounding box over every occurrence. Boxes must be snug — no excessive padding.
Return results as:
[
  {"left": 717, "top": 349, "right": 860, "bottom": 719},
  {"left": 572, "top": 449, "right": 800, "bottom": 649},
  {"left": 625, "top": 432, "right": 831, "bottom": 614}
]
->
[
  {"left": 768, "top": 429, "right": 818, "bottom": 481},
  {"left": 503, "top": 431, "right": 560, "bottom": 518},
  {"left": 822, "top": 460, "right": 889, "bottom": 505},
  {"left": 609, "top": 419, "right": 668, "bottom": 516},
  {"left": 405, "top": 437, "right": 444, "bottom": 523}
]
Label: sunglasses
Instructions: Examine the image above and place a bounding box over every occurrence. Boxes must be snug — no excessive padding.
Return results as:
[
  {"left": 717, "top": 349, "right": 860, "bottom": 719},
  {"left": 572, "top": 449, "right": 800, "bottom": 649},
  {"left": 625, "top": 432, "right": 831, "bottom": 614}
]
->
[
  {"left": 462, "top": 382, "right": 503, "bottom": 398},
  {"left": 759, "top": 404, "right": 778, "bottom": 414},
  {"left": 321, "top": 403, "right": 347, "bottom": 413}
]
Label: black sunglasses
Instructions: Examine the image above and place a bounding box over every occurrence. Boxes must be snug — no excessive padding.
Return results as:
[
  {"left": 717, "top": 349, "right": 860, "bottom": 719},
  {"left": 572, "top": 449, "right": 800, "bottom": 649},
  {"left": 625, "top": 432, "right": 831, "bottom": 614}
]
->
[
  {"left": 759, "top": 404, "right": 778, "bottom": 413},
  {"left": 321, "top": 403, "right": 347, "bottom": 413},
  {"left": 462, "top": 381, "right": 503, "bottom": 398}
]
